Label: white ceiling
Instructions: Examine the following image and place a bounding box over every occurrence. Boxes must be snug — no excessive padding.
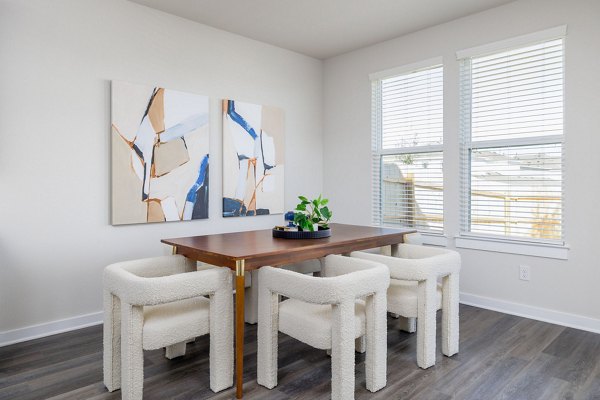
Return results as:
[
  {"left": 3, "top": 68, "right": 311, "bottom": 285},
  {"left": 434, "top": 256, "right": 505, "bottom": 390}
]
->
[{"left": 130, "top": 0, "right": 516, "bottom": 59}]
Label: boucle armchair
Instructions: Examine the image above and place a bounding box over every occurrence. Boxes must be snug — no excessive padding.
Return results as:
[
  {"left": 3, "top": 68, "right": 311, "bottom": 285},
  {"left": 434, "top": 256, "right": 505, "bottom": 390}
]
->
[
  {"left": 241, "top": 260, "right": 322, "bottom": 324},
  {"left": 103, "top": 255, "right": 233, "bottom": 399},
  {"left": 257, "top": 255, "right": 389, "bottom": 400},
  {"left": 197, "top": 260, "right": 320, "bottom": 326},
  {"left": 196, "top": 262, "right": 257, "bottom": 324},
  {"left": 351, "top": 244, "right": 460, "bottom": 369}
]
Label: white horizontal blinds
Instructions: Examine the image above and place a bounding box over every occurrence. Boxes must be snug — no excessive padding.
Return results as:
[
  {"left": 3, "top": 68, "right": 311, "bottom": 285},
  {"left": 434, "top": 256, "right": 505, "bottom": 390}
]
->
[
  {"left": 460, "top": 37, "right": 564, "bottom": 242},
  {"left": 372, "top": 63, "right": 444, "bottom": 233},
  {"left": 382, "top": 153, "right": 443, "bottom": 232},
  {"left": 470, "top": 144, "right": 562, "bottom": 240},
  {"left": 372, "top": 80, "right": 383, "bottom": 226},
  {"left": 470, "top": 39, "right": 563, "bottom": 142},
  {"left": 381, "top": 65, "right": 443, "bottom": 149}
]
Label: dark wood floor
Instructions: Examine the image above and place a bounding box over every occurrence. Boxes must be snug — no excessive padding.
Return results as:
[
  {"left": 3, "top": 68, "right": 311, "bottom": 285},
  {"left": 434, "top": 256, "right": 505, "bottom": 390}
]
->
[{"left": 1, "top": 305, "right": 599, "bottom": 400}]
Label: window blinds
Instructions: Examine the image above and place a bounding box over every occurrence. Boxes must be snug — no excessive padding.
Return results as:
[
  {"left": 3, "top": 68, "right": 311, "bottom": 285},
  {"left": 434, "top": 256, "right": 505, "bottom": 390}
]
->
[
  {"left": 372, "top": 80, "right": 383, "bottom": 226},
  {"left": 459, "top": 38, "right": 564, "bottom": 242},
  {"left": 381, "top": 66, "right": 443, "bottom": 149},
  {"left": 373, "top": 64, "right": 444, "bottom": 233},
  {"left": 382, "top": 152, "right": 443, "bottom": 232}
]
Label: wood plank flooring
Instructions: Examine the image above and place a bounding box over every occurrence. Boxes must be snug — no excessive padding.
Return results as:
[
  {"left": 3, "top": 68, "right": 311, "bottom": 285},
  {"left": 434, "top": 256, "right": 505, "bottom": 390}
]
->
[{"left": 1, "top": 305, "right": 599, "bottom": 399}]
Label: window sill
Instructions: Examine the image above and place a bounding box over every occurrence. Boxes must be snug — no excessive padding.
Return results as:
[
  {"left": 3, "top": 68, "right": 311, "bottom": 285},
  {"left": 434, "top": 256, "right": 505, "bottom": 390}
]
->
[
  {"left": 454, "top": 235, "right": 569, "bottom": 260},
  {"left": 420, "top": 233, "right": 448, "bottom": 247}
]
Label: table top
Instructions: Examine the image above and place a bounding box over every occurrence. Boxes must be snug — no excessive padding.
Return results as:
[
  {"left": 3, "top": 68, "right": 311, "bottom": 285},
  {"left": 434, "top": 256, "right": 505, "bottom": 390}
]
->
[{"left": 162, "top": 223, "right": 415, "bottom": 269}]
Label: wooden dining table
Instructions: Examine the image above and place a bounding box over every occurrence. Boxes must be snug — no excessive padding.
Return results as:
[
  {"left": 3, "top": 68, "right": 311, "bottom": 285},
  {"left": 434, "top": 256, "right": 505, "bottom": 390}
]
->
[{"left": 161, "top": 223, "right": 415, "bottom": 398}]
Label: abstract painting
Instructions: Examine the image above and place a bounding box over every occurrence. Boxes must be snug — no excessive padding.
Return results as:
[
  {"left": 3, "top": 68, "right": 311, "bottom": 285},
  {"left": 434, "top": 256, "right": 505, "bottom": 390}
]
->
[
  {"left": 111, "top": 81, "right": 209, "bottom": 225},
  {"left": 222, "top": 100, "right": 284, "bottom": 217}
]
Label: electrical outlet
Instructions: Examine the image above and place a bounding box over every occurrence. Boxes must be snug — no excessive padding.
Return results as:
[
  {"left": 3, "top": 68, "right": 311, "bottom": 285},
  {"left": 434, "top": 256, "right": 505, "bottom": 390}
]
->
[{"left": 519, "top": 265, "right": 531, "bottom": 281}]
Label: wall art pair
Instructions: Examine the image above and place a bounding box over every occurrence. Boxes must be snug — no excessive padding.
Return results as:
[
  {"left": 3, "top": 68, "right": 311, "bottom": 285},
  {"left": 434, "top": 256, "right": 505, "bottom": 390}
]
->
[{"left": 111, "top": 81, "right": 284, "bottom": 225}]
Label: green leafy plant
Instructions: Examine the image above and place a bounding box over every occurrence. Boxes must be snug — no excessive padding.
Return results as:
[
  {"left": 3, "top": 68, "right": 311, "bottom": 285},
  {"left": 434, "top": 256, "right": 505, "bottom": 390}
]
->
[
  {"left": 401, "top": 154, "right": 414, "bottom": 165},
  {"left": 293, "top": 195, "right": 332, "bottom": 232}
]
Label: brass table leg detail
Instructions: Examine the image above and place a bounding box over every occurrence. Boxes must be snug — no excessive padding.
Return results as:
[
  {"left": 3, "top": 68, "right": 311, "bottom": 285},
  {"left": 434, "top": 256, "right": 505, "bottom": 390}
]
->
[
  {"left": 171, "top": 246, "right": 178, "bottom": 255},
  {"left": 235, "top": 260, "right": 245, "bottom": 399}
]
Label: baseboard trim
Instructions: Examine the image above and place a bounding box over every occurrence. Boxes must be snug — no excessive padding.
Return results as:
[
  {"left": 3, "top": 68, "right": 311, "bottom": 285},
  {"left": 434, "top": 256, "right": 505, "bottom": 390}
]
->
[
  {"left": 2, "top": 293, "right": 598, "bottom": 348},
  {"left": 460, "top": 292, "right": 600, "bottom": 334},
  {"left": 0, "top": 311, "right": 103, "bottom": 347}
]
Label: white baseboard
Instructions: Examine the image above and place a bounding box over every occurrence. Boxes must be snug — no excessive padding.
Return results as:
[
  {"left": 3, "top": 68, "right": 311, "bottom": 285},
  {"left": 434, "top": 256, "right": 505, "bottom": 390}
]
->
[
  {"left": 460, "top": 292, "right": 600, "bottom": 334},
  {"left": 2, "top": 293, "right": 598, "bottom": 348},
  {"left": 0, "top": 311, "right": 103, "bottom": 347}
]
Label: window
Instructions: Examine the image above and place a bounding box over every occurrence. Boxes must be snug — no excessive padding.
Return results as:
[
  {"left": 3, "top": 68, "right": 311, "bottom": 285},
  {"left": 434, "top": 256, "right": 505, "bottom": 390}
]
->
[
  {"left": 459, "top": 34, "right": 564, "bottom": 245},
  {"left": 371, "top": 61, "right": 444, "bottom": 234}
]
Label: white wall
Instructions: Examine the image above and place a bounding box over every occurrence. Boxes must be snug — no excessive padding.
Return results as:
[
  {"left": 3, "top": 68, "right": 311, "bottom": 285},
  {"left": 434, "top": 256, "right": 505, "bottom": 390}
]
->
[
  {"left": 323, "top": 0, "right": 600, "bottom": 324},
  {"left": 2, "top": 0, "right": 599, "bottom": 342},
  {"left": 0, "top": 0, "right": 323, "bottom": 335}
]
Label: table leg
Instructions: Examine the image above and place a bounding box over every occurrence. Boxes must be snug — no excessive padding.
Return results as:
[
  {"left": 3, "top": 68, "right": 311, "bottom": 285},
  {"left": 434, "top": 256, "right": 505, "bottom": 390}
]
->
[
  {"left": 235, "top": 260, "right": 245, "bottom": 399},
  {"left": 390, "top": 243, "right": 399, "bottom": 257}
]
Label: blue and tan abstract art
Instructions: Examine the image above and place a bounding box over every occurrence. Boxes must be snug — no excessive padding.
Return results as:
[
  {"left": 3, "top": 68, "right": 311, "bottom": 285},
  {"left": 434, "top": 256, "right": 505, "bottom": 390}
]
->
[
  {"left": 222, "top": 100, "right": 284, "bottom": 217},
  {"left": 111, "top": 81, "right": 209, "bottom": 225}
]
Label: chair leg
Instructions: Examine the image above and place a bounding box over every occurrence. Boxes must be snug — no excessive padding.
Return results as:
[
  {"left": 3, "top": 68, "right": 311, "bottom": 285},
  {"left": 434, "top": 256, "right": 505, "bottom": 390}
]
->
[
  {"left": 245, "top": 270, "right": 259, "bottom": 324},
  {"left": 365, "top": 291, "right": 387, "bottom": 392},
  {"left": 165, "top": 341, "right": 187, "bottom": 359},
  {"left": 257, "top": 288, "right": 279, "bottom": 389},
  {"left": 398, "top": 316, "right": 417, "bottom": 333},
  {"left": 121, "top": 303, "right": 144, "bottom": 400},
  {"left": 103, "top": 291, "right": 121, "bottom": 392},
  {"left": 416, "top": 279, "right": 437, "bottom": 369},
  {"left": 442, "top": 272, "right": 460, "bottom": 357},
  {"left": 331, "top": 301, "right": 356, "bottom": 400},
  {"left": 209, "top": 284, "right": 234, "bottom": 392},
  {"left": 355, "top": 336, "right": 366, "bottom": 354}
]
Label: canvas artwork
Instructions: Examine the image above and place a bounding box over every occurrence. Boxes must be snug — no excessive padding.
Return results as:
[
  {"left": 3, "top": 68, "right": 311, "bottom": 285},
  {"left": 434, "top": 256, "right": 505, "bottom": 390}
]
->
[
  {"left": 222, "top": 100, "right": 284, "bottom": 217},
  {"left": 111, "top": 81, "right": 210, "bottom": 225}
]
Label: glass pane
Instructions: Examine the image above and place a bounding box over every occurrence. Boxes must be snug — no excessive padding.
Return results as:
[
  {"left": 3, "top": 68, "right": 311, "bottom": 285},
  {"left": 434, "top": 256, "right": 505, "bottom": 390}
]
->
[
  {"left": 382, "top": 152, "right": 443, "bottom": 232},
  {"left": 470, "top": 143, "right": 562, "bottom": 240}
]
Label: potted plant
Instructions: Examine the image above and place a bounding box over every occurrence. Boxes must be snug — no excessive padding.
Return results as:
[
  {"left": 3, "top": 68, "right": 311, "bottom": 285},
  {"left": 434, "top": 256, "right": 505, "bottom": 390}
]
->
[{"left": 293, "top": 195, "right": 332, "bottom": 232}]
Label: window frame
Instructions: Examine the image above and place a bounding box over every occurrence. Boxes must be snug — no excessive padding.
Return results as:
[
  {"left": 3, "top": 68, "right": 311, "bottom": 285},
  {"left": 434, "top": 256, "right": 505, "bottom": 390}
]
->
[
  {"left": 456, "top": 26, "right": 569, "bottom": 259},
  {"left": 371, "top": 58, "right": 447, "bottom": 244}
]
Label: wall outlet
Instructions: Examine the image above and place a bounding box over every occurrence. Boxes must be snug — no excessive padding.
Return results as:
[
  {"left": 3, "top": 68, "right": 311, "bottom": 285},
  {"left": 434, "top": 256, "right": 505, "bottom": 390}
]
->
[{"left": 519, "top": 265, "right": 531, "bottom": 281}]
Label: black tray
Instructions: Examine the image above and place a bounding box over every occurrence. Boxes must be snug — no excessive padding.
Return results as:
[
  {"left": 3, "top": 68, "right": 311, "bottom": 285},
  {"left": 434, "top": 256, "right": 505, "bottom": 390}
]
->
[{"left": 272, "top": 228, "right": 331, "bottom": 239}]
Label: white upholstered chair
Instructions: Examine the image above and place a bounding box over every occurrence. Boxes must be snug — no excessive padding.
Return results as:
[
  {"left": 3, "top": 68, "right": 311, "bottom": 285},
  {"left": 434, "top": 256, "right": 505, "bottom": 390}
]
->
[
  {"left": 351, "top": 244, "right": 460, "bottom": 369},
  {"left": 196, "top": 262, "right": 256, "bottom": 323},
  {"left": 103, "top": 255, "right": 233, "bottom": 400},
  {"left": 402, "top": 232, "right": 425, "bottom": 245},
  {"left": 359, "top": 233, "right": 424, "bottom": 331},
  {"left": 244, "top": 259, "right": 322, "bottom": 324},
  {"left": 196, "top": 261, "right": 321, "bottom": 325},
  {"left": 257, "top": 255, "right": 389, "bottom": 400}
]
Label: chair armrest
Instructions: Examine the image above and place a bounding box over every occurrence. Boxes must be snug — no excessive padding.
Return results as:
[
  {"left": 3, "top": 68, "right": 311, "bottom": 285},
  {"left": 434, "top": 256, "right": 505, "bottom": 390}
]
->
[
  {"left": 104, "top": 265, "right": 231, "bottom": 306},
  {"left": 281, "top": 259, "right": 322, "bottom": 274},
  {"left": 403, "top": 232, "right": 423, "bottom": 245},
  {"left": 351, "top": 249, "right": 460, "bottom": 281},
  {"left": 351, "top": 251, "right": 433, "bottom": 281},
  {"left": 259, "top": 260, "right": 389, "bottom": 305},
  {"left": 114, "top": 254, "right": 196, "bottom": 278},
  {"left": 395, "top": 243, "right": 456, "bottom": 260},
  {"left": 396, "top": 244, "right": 461, "bottom": 275},
  {"left": 321, "top": 254, "right": 384, "bottom": 277}
]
